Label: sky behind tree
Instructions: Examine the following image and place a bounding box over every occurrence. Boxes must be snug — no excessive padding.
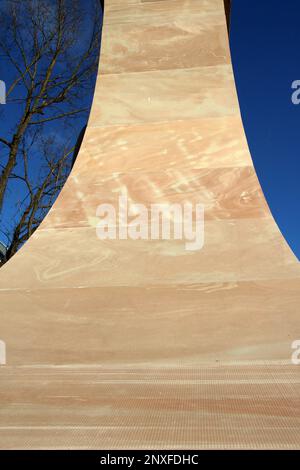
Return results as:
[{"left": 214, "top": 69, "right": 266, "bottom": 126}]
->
[{"left": 0, "top": 0, "right": 103, "bottom": 253}]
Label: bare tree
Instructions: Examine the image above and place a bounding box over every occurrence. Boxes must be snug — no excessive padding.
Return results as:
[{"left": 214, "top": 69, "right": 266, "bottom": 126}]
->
[
  {"left": 0, "top": 0, "right": 101, "bottom": 210},
  {"left": 0, "top": 132, "right": 74, "bottom": 263},
  {"left": 0, "top": 0, "right": 102, "bottom": 263}
]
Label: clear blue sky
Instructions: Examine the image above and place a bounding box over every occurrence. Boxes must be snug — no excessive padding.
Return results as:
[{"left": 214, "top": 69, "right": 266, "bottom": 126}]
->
[{"left": 230, "top": 0, "right": 300, "bottom": 260}]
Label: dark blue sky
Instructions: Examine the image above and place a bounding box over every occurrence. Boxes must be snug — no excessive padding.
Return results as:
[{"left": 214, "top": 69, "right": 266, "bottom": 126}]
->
[{"left": 230, "top": 0, "right": 300, "bottom": 260}]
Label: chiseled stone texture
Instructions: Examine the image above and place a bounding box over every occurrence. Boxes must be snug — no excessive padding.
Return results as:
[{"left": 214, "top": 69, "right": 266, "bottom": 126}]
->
[{"left": 0, "top": 0, "right": 299, "bottom": 365}]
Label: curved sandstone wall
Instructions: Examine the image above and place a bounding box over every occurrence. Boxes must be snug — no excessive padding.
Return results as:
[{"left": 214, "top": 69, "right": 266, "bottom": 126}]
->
[{"left": 0, "top": 0, "right": 299, "bottom": 366}]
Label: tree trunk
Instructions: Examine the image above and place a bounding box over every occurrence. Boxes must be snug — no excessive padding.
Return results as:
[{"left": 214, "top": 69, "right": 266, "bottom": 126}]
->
[
  {"left": 0, "top": 113, "right": 32, "bottom": 210},
  {"left": 0, "top": 144, "right": 18, "bottom": 210}
]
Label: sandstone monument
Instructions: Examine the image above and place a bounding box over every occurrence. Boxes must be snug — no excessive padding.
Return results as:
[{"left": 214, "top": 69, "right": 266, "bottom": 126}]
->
[{"left": 0, "top": 0, "right": 299, "bottom": 449}]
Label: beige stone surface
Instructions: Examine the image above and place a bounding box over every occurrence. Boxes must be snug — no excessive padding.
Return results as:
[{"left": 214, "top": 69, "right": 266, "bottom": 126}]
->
[
  {"left": 0, "top": 0, "right": 299, "bottom": 449},
  {"left": 0, "top": 365, "right": 300, "bottom": 449}
]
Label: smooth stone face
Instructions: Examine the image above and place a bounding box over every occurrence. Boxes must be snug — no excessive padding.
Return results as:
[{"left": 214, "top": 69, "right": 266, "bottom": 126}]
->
[
  {"left": 0, "top": 0, "right": 299, "bottom": 367},
  {"left": 0, "top": 0, "right": 299, "bottom": 450}
]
